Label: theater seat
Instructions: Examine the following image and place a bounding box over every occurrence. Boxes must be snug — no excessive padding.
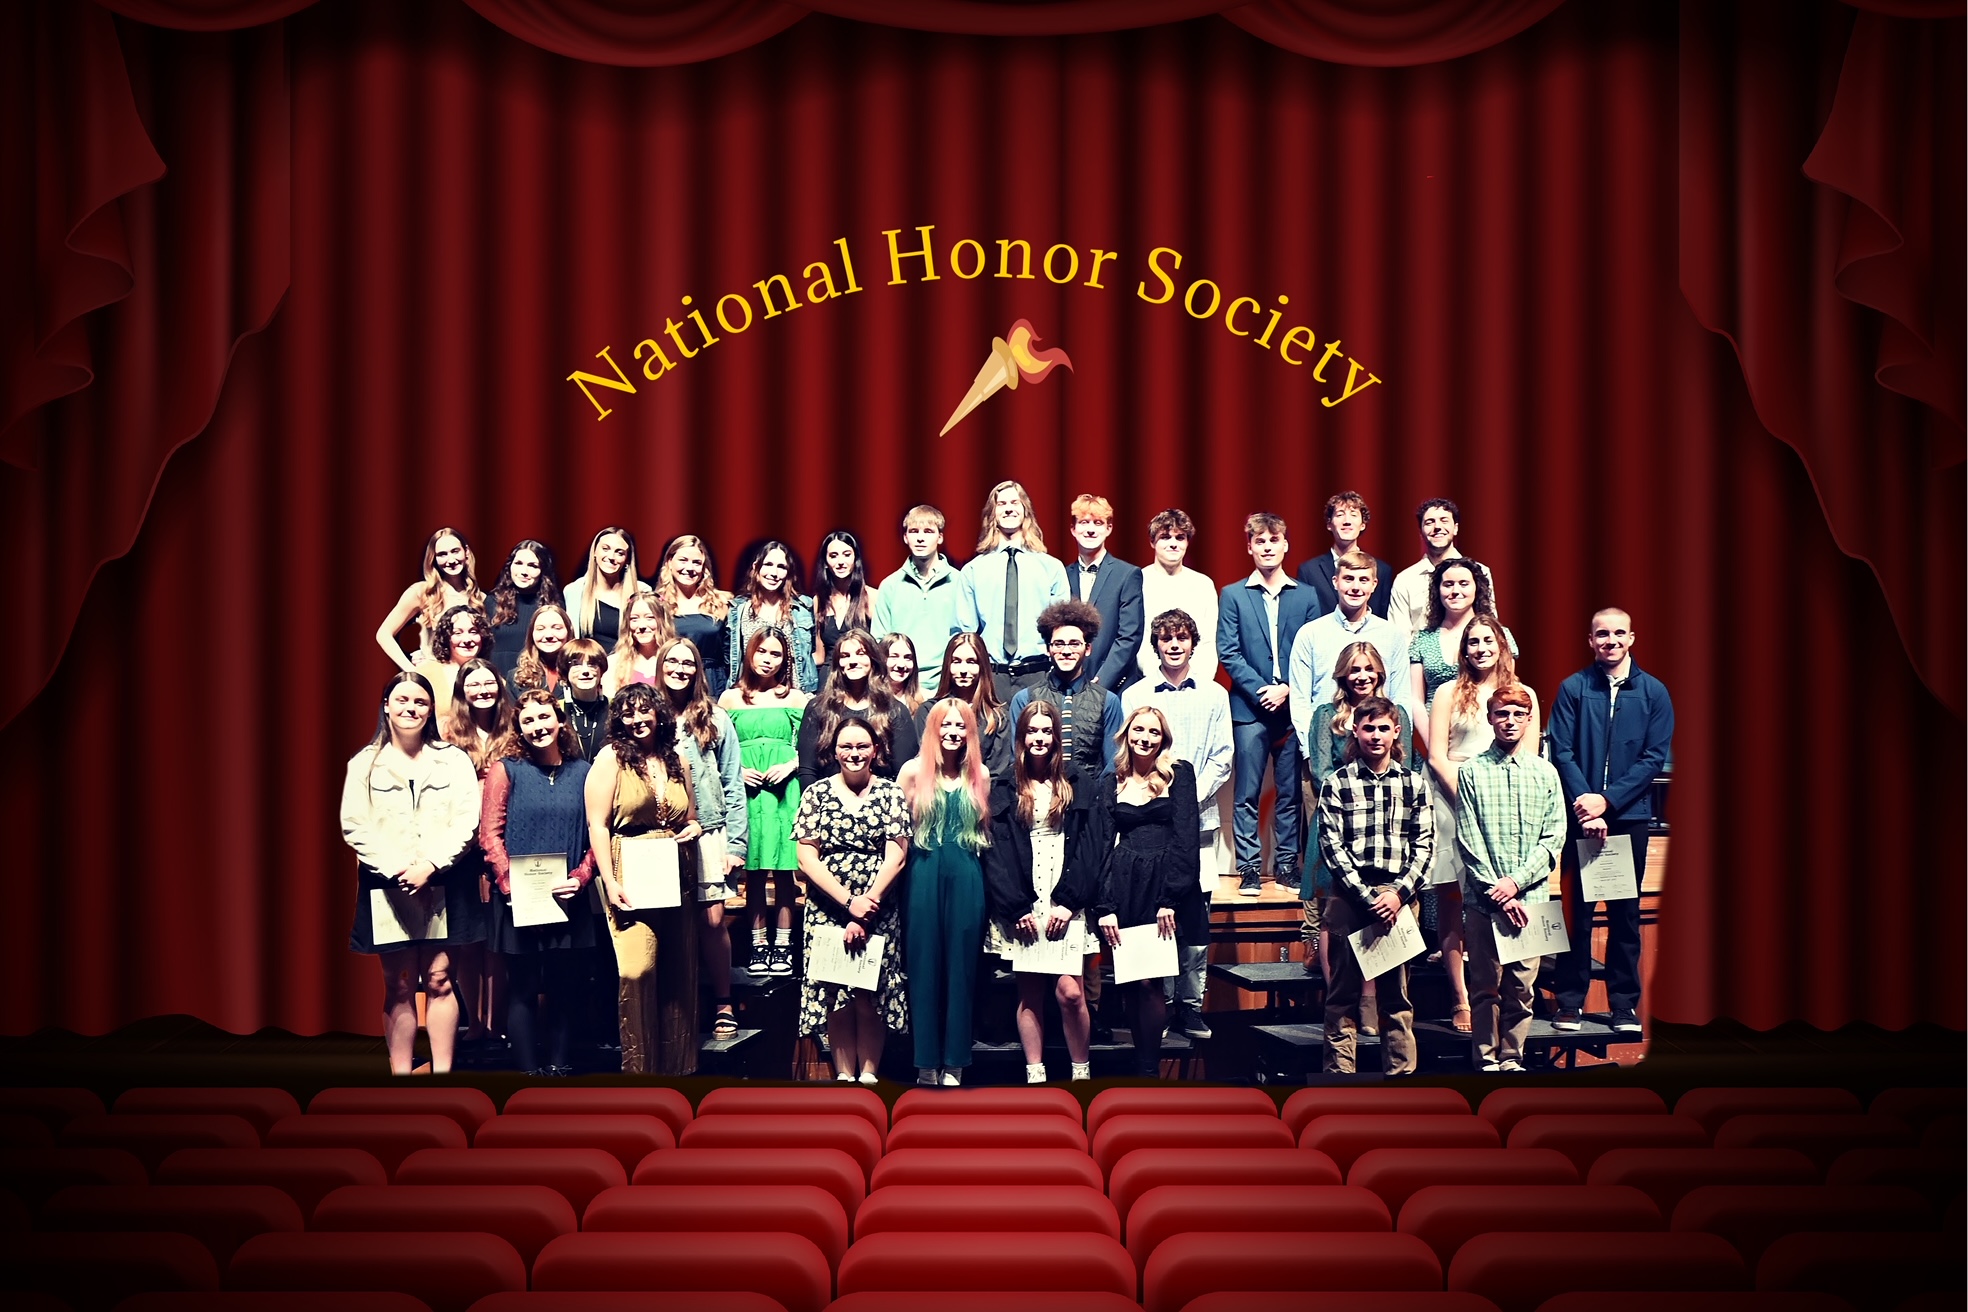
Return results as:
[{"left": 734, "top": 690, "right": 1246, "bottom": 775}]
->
[
  {"left": 473, "top": 1113, "right": 673, "bottom": 1173},
  {"left": 157, "top": 1147, "right": 387, "bottom": 1214},
  {"left": 1107, "top": 1147, "right": 1341, "bottom": 1226},
  {"left": 884, "top": 1113, "right": 1087, "bottom": 1153},
  {"left": 1350, "top": 1149, "right": 1578, "bottom": 1215},
  {"left": 501, "top": 1086, "right": 693, "bottom": 1137},
  {"left": 1086, "top": 1087, "right": 1276, "bottom": 1136},
  {"left": 42, "top": 1183, "right": 303, "bottom": 1264},
  {"left": 227, "top": 1231, "right": 526, "bottom": 1312},
  {"left": 1398, "top": 1185, "right": 1661, "bottom": 1266},
  {"left": 1282, "top": 1087, "right": 1472, "bottom": 1138},
  {"left": 1712, "top": 1114, "right": 1915, "bottom": 1171},
  {"left": 118, "top": 1295, "right": 436, "bottom": 1312},
  {"left": 1867, "top": 1086, "right": 1965, "bottom": 1131},
  {"left": 306, "top": 1087, "right": 498, "bottom": 1137},
  {"left": 871, "top": 1147, "right": 1103, "bottom": 1194},
  {"left": 1182, "top": 1297, "right": 1504, "bottom": 1312},
  {"left": 0, "top": 1231, "right": 220, "bottom": 1312},
  {"left": 836, "top": 1232, "right": 1134, "bottom": 1299},
  {"left": 855, "top": 1184, "right": 1117, "bottom": 1242},
  {"left": 313, "top": 1184, "right": 576, "bottom": 1265},
  {"left": 889, "top": 1087, "right": 1082, "bottom": 1123},
  {"left": 1127, "top": 1184, "right": 1390, "bottom": 1266},
  {"left": 681, "top": 1115, "right": 882, "bottom": 1178},
  {"left": 1, "top": 1146, "right": 149, "bottom": 1204},
  {"left": 265, "top": 1113, "right": 465, "bottom": 1177},
  {"left": 1141, "top": 1231, "right": 1443, "bottom": 1312},
  {"left": 1671, "top": 1088, "right": 1862, "bottom": 1137},
  {"left": 1092, "top": 1113, "right": 1293, "bottom": 1178},
  {"left": 1447, "top": 1232, "right": 1747, "bottom": 1312},
  {"left": 824, "top": 1295, "right": 1141, "bottom": 1312},
  {"left": 396, "top": 1147, "right": 624, "bottom": 1214},
  {"left": 698, "top": 1086, "right": 887, "bottom": 1138},
  {"left": 1506, "top": 1114, "right": 1708, "bottom": 1174},
  {"left": 468, "top": 1295, "right": 787, "bottom": 1312},
  {"left": 0, "top": 1113, "right": 54, "bottom": 1148},
  {"left": 1825, "top": 1147, "right": 1966, "bottom": 1208},
  {"left": 636, "top": 1147, "right": 866, "bottom": 1222},
  {"left": 60, "top": 1114, "right": 259, "bottom": 1173},
  {"left": 533, "top": 1232, "right": 831, "bottom": 1312},
  {"left": 1477, "top": 1088, "right": 1667, "bottom": 1140},
  {"left": 1755, "top": 1231, "right": 1958, "bottom": 1312},
  {"left": 1534, "top": 1295, "right": 1858, "bottom": 1312},
  {"left": 1584, "top": 1147, "right": 1817, "bottom": 1215},
  {"left": 584, "top": 1183, "right": 850, "bottom": 1268},
  {"left": 114, "top": 1088, "right": 302, "bottom": 1138},
  {"left": 1670, "top": 1184, "right": 1932, "bottom": 1265},
  {"left": 0, "top": 1087, "right": 105, "bottom": 1130},
  {"left": 1303, "top": 1115, "right": 1500, "bottom": 1174}
]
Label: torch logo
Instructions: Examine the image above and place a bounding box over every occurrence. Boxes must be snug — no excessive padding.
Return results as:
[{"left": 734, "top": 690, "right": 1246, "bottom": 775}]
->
[{"left": 939, "top": 319, "right": 1073, "bottom": 436}]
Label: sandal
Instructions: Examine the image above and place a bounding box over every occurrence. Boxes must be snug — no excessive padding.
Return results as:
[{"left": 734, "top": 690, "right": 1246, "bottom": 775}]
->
[
  {"left": 1450, "top": 1006, "right": 1472, "bottom": 1034},
  {"left": 712, "top": 1007, "right": 739, "bottom": 1039}
]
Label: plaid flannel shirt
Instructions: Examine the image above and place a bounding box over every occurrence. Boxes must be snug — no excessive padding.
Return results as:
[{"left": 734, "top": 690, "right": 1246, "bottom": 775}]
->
[
  {"left": 1316, "top": 757, "right": 1434, "bottom": 910},
  {"left": 1454, "top": 744, "right": 1566, "bottom": 909}
]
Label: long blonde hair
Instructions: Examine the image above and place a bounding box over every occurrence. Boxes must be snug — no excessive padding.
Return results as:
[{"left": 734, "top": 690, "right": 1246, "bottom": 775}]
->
[
  {"left": 974, "top": 479, "right": 1047, "bottom": 554},
  {"left": 607, "top": 592, "right": 672, "bottom": 684},
  {"left": 574, "top": 526, "right": 641, "bottom": 637},
  {"left": 417, "top": 526, "right": 484, "bottom": 636},
  {"left": 1327, "top": 641, "right": 1387, "bottom": 738},
  {"left": 1115, "top": 705, "right": 1177, "bottom": 798},
  {"left": 906, "top": 699, "right": 991, "bottom": 851},
  {"left": 655, "top": 534, "right": 731, "bottom": 621}
]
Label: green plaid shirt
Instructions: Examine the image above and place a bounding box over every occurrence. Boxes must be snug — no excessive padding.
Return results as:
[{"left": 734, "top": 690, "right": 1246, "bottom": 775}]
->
[{"left": 1453, "top": 743, "right": 1566, "bottom": 905}]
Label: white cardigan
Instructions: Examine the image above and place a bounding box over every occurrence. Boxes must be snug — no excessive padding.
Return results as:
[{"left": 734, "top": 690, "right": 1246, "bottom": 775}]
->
[{"left": 340, "top": 741, "right": 482, "bottom": 877}]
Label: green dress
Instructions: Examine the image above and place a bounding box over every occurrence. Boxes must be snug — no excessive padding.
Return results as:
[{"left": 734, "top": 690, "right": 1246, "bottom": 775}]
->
[{"left": 728, "top": 702, "right": 804, "bottom": 870}]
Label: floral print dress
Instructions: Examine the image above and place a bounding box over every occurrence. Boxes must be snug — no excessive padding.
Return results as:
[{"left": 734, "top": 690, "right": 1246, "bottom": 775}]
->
[{"left": 791, "top": 774, "right": 911, "bottom": 1035}]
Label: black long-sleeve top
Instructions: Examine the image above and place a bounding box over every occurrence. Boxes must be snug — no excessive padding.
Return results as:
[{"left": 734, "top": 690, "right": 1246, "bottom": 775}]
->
[
  {"left": 796, "top": 699, "right": 919, "bottom": 790},
  {"left": 981, "top": 771, "right": 1109, "bottom": 922},
  {"left": 1094, "top": 759, "right": 1201, "bottom": 926}
]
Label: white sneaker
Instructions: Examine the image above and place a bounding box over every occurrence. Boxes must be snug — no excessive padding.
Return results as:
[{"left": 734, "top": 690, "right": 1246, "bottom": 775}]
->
[
  {"left": 858, "top": 1070, "right": 880, "bottom": 1084},
  {"left": 1498, "top": 1059, "right": 1525, "bottom": 1072},
  {"left": 1070, "top": 1061, "right": 1093, "bottom": 1081},
  {"left": 835, "top": 1070, "right": 855, "bottom": 1081},
  {"left": 917, "top": 1067, "right": 940, "bottom": 1086},
  {"left": 940, "top": 1069, "right": 963, "bottom": 1087},
  {"left": 1479, "top": 1062, "right": 1502, "bottom": 1073},
  {"left": 1025, "top": 1063, "right": 1048, "bottom": 1084}
]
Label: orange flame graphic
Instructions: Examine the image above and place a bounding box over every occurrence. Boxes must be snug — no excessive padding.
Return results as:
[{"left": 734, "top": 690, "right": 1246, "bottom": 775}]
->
[{"left": 939, "top": 319, "right": 1074, "bottom": 436}]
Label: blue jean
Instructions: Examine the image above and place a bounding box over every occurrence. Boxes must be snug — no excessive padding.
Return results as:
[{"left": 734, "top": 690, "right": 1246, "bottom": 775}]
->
[{"left": 1231, "top": 714, "right": 1302, "bottom": 875}]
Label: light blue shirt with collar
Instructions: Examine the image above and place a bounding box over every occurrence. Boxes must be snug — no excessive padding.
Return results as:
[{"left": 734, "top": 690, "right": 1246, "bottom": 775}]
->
[{"left": 961, "top": 539, "right": 1067, "bottom": 665}]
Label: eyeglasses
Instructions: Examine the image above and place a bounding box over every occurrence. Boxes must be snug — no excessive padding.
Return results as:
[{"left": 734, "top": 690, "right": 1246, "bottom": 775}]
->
[{"left": 1048, "top": 638, "right": 1086, "bottom": 650}]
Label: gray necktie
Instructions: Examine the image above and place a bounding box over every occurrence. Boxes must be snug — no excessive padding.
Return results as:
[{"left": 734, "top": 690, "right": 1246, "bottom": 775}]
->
[{"left": 1003, "top": 548, "right": 1020, "bottom": 660}]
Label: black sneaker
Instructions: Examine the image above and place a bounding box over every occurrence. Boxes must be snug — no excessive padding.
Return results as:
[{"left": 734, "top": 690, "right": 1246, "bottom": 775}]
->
[
  {"left": 1610, "top": 1008, "right": 1643, "bottom": 1033},
  {"left": 1173, "top": 1007, "right": 1213, "bottom": 1040},
  {"left": 1238, "top": 870, "right": 1263, "bottom": 897},
  {"left": 768, "top": 945, "right": 795, "bottom": 976},
  {"left": 1551, "top": 1009, "right": 1582, "bottom": 1031}
]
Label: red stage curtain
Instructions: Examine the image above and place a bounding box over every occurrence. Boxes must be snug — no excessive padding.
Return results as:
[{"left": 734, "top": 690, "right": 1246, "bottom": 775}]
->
[
  {"left": 0, "top": 1, "right": 1959, "bottom": 1038},
  {"left": 1224, "top": 0, "right": 1568, "bottom": 65}
]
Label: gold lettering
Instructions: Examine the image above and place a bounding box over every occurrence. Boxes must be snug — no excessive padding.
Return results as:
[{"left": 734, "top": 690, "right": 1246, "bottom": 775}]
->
[
  {"left": 1255, "top": 295, "right": 1287, "bottom": 349},
  {"left": 1320, "top": 357, "right": 1383, "bottom": 407},
  {"left": 1312, "top": 339, "right": 1345, "bottom": 382},
  {"left": 1085, "top": 249, "right": 1119, "bottom": 290},
  {"left": 1137, "top": 247, "right": 1180, "bottom": 304},
  {"left": 803, "top": 261, "right": 842, "bottom": 302},
  {"left": 633, "top": 337, "right": 676, "bottom": 382},
  {"left": 1183, "top": 279, "right": 1222, "bottom": 320},
  {"left": 753, "top": 274, "right": 800, "bottom": 319},
  {"left": 995, "top": 238, "right": 1034, "bottom": 280},
  {"left": 1278, "top": 326, "right": 1316, "bottom": 365},
  {"left": 883, "top": 225, "right": 939, "bottom": 285},
  {"left": 1042, "top": 244, "right": 1079, "bottom": 285},
  {"left": 566, "top": 346, "right": 635, "bottom": 421},
  {"left": 951, "top": 239, "right": 987, "bottom": 280},
  {"left": 715, "top": 293, "right": 753, "bottom": 335},
  {"left": 1224, "top": 296, "right": 1261, "bottom": 337}
]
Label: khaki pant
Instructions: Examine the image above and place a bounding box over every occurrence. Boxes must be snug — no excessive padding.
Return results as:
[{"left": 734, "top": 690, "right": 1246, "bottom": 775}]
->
[
  {"left": 1322, "top": 892, "right": 1416, "bottom": 1074},
  {"left": 606, "top": 902, "right": 700, "bottom": 1075},
  {"left": 1462, "top": 899, "right": 1538, "bottom": 1067}
]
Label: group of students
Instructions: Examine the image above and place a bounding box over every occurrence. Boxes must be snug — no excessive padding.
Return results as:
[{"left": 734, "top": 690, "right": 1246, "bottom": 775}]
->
[{"left": 340, "top": 482, "right": 1674, "bottom": 1080}]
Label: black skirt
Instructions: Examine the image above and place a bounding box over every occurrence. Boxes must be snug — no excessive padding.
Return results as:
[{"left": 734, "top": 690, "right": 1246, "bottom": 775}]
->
[
  {"left": 489, "top": 883, "right": 603, "bottom": 954},
  {"left": 348, "top": 858, "right": 490, "bottom": 955}
]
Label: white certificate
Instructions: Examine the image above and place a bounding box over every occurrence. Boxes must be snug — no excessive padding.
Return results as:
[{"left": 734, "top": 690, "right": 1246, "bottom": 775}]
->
[
  {"left": 1347, "top": 904, "right": 1425, "bottom": 978},
  {"left": 1110, "top": 922, "right": 1179, "bottom": 985},
  {"left": 697, "top": 829, "right": 728, "bottom": 883},
  {"left": 1007, "top": 906, "right": 1089, "bottom": 976},
  {"left": 1492, "top": 900, "right": 1571, "bottom": 965},
  {"left": 508, "top": 853, "right": 571, "bottom": 928},
  {"left": 371, "top": 886, "right": 448, "bottom": 946},
  {"left": 1576, "top": 834, "right": 1638, "bottom": 902},
  {"left": 808, "top": 928, "right": 885, "bottom": 991},
  {"left": 618, "top": 834, "right": 682, "bottom": 909}
]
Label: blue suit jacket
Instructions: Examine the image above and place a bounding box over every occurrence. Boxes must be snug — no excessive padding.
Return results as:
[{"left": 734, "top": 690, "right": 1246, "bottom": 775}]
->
[
  {"left": 1297, "top": 551, "right": 1394, "bottom": 620},
  {"left": 1548, "top": 661, "right": 1674, "bottom": 827},
  {"left": 1067, "top": 554, "right": 1145, "bottom": 693},
  {"left": 1216, "top": 576, "right": 1321, "bottom": 723}
]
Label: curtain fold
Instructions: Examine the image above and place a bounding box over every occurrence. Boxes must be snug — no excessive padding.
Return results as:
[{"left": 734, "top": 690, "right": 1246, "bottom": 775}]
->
[
  {"left": 458, "top": 0, "right": 807, "bottom": 66},
  {"left": 1224, "top": 0, "right": 1567, "bottom": 65}
]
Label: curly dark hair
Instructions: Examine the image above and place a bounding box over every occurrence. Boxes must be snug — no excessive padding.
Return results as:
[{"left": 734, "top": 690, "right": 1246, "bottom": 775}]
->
[
  {"left": 1424, "top": 556, "right": 1498, "bottom": 631},
  {"left": 428, "top": 605, "right": 488, "bottom": 663},
  {"left": 605, "top": 682, "right": 682, "bottom": 782},
  {"left": 1036, "top": 598, "right": 1102, "bottom": 644}
]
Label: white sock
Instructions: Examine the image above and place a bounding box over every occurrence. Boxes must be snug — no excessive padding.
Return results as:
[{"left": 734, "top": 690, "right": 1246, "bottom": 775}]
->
[
  {"left": 1071, "top": 1061, "right": 1093, "bottom": 1081},
  {"left": 752, "top": 926, "right": 768, "bottom": 947},
  {"left": 1025, "top": 1063, "right": 1048, "bottom": 1084},
  {"left": 773, "top": 927, "right": 793, "bottom": 947}
]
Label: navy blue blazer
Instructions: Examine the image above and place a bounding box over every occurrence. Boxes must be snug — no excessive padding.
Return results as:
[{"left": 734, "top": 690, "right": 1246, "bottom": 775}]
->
[
  {"left": 1297, "top": 551, "right": 1394, "bottom": 620},
  {"left": 1067, "top": 554, "right": 1145, "bottom": 693},
  {"left": 1216, "top": 576, "right": 1321, "bottom": 723},
  {"left": 1548, "top": 661, "right": 1674, "bottom": 828}
]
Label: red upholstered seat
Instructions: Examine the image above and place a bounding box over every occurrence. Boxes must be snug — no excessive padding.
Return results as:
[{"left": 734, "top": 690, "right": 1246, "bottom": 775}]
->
[
  {"left": 533, "top": 1232, "right": 832, "bottom": 1312},
  {"left": 0, "top": 1231, "right": 220, "bottom": 1312},
  {"left": 584, "top": 1183, "right": 851, "bottom": 1268},
  {"left": 1534, "top": 1295, "right": 1858, "bottom": 1312},
  {"left": 1086, "top": 1087, "right": 1276, "bottom": 1136},
  {"left": 837, "top": 1231, "right": 1134, "bottom": 1298},
  {"left": 1, "top": 1146, "right": 149, "bottom": 1203},
  {"left": 1586, "top": 1148, "right": 1819, "bottom": 1214},
  {"left": 1182, "top": 1297, "right": 1504, "bottom": 1312},
  {"left": 1092, "top": 1113, "right": 1293, "bottom": 1178},
  {"left": 1127, "top": 1183, "right": 1390, "bottom": 1266},
  {"left": 1755, "top": 1231, "right": 1958, "bottom": 1311},
  {"left": 1108, "top": 1147, "right": 1342, "bottom": 1225},
  {"left": 473, "top": 1113, "right": 673, "bottom": 1173},
  {"left": 884, "top": 1113, "right": 1087, "bottom": 1153},
  {"left": 1476, "top": 1088, "right": 1667, "bottom": 1140},
  {"left": 114, "top": 1088, "right": 302, "bottom": 1138},
  {"left": 60, "top": 1114, "right": 258, "bottom": 1172},
  {"left": 265, "top": 1113, "right": 466, "bottom": 1177},
  {"left": 0, "top": 1086, "right": 105, "bottom": 1130},
  {"left": 681, "top": 1114, "right": 882, "bottom": 1178},
  {"left": 1670, "top": 1184, "right": 1933, "bottom": 1265},
  {"left": 0, "top": 1113, "right": 54, "bottom": 1148},
  {"left": 307, "top": 1087, "right": 498, "bottom": 1136},
  {"left": 1303, "top": 1115, "right": 1499, "bottom": 1174},
  {"left": 158, "top": 1147, "right": 387, "bottom": 1214},
  {"left": 501, "top": 1086, "right": 693, "bottom": 1137},
  {"left": 1825, "top": 1147, "right": 1966, "bottom": 1208},
  {"left": 824, "top": 1295, "right": 1141, "bottom": 1312},
  {"left": 636, "top": 1147, "right": 866, "bottom": 1221},
  {"left": 1398, "top": 1184, "right": 1661, "bottom": 1265},
  {"left": 228, "top": 1231, "right": 526, "bottom": 1312},
  {"left": 1350, "top": 1148, "right": 1578, "bottom": 1215},
  {"left": 1142, "top": 1231, "right": 1443, "bottom": 1312},
  {"left": 1672, "top": 1087, "right": 1862, "bottom": 1136},
  {"left": 855, "top": 1184, "right": 1117, "bottom": 1242},
  {"left": 42, "top": 1183, "right": 303, "bottom": 1264},
  {"left": 890, "top": 1086, "right": 1082, "bottom": 1123},
  {"left": 1506, "top": 1114, "right": 1708, "bottom": 1173},
  {"left": 118, "top": 1295, "right": 435, "bottom": 1312},
  {"left": 1282, "top": 1087, "right": 1473, "bottom": 1137},
  {"left": 871, "top": 1147, "right": 1103, "bottom": 1194},
  {"left": 1867, "top": 1086, "right": 1965, "bottom": 1131},
  {"left": 1712, "top": 1114, "right": 1915, "bottom": 1171},
  {"left": 469, "top": 1295, "right": 785, "bottom": 1312},
  {"left": 313, "top": 1183, "right": 577, "bottom": 1265},
  {"left": 698, "top": 1086, "right": 887, "bottom": 1138},
  {"left": 396, "top": 1147, "right": 624, "bottom": 1214},
  {"left": 1447, "top": 1232, "right": 1747, "bottom": 1312}
]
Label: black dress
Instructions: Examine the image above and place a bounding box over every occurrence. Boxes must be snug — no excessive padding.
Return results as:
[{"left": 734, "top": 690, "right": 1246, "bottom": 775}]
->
[
  {"left": 796, "top": 700, "right": 919, "bottom": 789},
  {"left": 1096, "top": 759, "right": 1205, "bottom": 945},
  {"left": 813, "top": 610, "right": 846, "bottom": 689},
  {"left": 674, "top": 611, "right": 729, "bottom": 698},
  {"left": 490, "top": 587, "right": 543, "bottom": 682}
]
